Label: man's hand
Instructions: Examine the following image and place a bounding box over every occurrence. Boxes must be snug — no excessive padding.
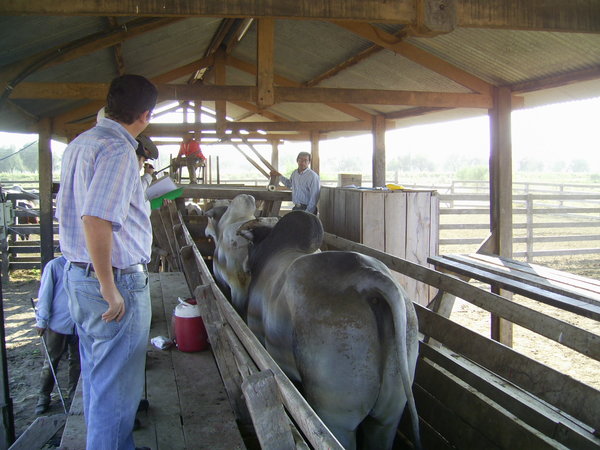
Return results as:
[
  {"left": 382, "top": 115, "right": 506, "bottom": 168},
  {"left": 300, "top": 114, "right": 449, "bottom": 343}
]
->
[
  {"left": 82, "top": 215, "right": 126, "bottom": 322},
  {"left": 99, "top": 283, "right": 126, "bottom": 322},
  {"left": 270, "top": 170, "right": 281, "bottom": 177},
  {"left": 36, "top": 327, "right": 46, "bottom": 336}
]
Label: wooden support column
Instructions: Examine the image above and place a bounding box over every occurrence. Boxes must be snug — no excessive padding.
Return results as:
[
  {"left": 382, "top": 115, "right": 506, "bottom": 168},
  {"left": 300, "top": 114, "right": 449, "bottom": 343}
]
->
[
  {"left": 372, "top": 114, "right": 386, "bottom": 187},
  {"left": 38, "top": 118, "right": 54, "bottom": 270},
  {"left": 310, "top": 132, "right": 320, "bottom": 174},
  {"left": 489, "top": 86, "right": 513, "bottom": 347},
  {"left": 270, "top": 140, "right": 279, "bottom": 171},
  {"left": 256, "top": 19, "right": 275, "bottom": 109},
  {"left": 215, "top": 49, "right": 227, "bottom": 138},
  {"left": 193, "top": 101, "right": 202, "bottom": 139}
]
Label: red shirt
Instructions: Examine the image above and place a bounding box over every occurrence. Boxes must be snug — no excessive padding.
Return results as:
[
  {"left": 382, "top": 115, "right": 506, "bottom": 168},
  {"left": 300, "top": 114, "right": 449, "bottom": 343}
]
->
[{"left": 178, "top": 140, "right": 205, "bottom": 159}]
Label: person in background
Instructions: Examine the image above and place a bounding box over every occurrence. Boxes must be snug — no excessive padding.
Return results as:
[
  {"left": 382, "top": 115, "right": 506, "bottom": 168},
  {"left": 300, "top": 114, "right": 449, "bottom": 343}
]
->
[
  {"left": 271, "top": 151, "right": 320, "bottom": 214},
  {"left": 175, "top": 135, "right": 205, "bottom": 183},
  {"left": 136, "top": 134, "right": 159, "bottom": 191},
  {"left": 56, "top": 74, "right": 157, "bottom": 450},
  {"left": 34, "top": 255, "right": 80, "bottom": 415}
]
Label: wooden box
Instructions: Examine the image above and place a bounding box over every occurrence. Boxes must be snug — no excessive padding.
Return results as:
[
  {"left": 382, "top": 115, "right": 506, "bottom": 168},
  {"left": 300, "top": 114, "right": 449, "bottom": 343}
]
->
[
  {"left": 337, "top": 173, "right": 362, "bottom": 187},
  {"left": 319, "top": 186, "right": 439, "bottom": 305}
]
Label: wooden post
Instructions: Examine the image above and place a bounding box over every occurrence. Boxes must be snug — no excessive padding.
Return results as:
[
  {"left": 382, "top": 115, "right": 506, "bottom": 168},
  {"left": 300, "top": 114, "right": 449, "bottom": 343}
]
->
[
  {"left": 270, "top": 140, "right": 279, "bottom": 172},
  {"left": 488, "top": 86, "right": 513, "bottom": 346},
  {"left": 215, "top": 49, "right": 227, "bottom": 138},
  {"left": 0, "top": 272, "right": 15, "bottom": 448},
  {"left": 310, "top": 131, "right": 320, "bottom": 174},
  {"left": 38, "top": 118, "right": 54, "bottom": 270},
  {"left": 526, "top": 193, "right": 533, "bottom": 262},
  {"left": 256, "top": 19, "right": 275, "bottom": 109},
  {"left": 194, "top": 101, "right": 204, "bottom": 185},
  {"left": 372, "top": 114, "right": 386, "bottom": 188}
]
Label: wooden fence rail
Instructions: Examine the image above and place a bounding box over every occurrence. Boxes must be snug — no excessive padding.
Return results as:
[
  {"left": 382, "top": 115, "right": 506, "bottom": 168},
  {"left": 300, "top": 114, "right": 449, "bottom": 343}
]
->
[
  {"left": 438, "top": 193, "right": 600, "bottom": 261},
  {"left": 2, "top": 179, "right": 599, "bottom": 270}
]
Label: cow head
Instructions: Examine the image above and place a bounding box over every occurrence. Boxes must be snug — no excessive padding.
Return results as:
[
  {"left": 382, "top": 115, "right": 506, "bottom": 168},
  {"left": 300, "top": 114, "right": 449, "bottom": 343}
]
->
[
  {"left": 239, "top": 211, "right": 323, "bottom": 276},
  {"left": 237, "top": 216, "right": 279, "bottom": 273}
]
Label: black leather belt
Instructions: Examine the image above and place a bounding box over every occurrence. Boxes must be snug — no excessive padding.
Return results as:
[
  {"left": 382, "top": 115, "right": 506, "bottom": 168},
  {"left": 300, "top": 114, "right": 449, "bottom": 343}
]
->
[{"left": 71, "top": 262, "right": 146, "bottom": 274}]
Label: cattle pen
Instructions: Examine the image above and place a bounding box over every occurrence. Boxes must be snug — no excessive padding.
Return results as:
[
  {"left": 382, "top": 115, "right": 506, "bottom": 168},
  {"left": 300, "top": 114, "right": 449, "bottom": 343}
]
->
[
  {"left": 51, "top": 186, "right": 600, "bottom": 450},
  {"left": 2, "top": 3, "right": 600, "bottom": 447}
]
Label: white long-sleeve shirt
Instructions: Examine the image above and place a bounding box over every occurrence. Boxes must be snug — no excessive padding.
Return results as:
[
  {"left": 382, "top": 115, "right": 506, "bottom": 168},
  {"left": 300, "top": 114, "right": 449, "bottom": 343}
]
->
[{"left": 280, "top": 168, "right": 320, "bottom": 213}]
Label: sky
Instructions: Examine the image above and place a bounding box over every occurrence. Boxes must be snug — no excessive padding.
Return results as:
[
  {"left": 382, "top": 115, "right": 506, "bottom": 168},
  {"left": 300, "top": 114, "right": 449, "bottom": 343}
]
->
[{"left": 1, "top": 95, "right": 599, "bottom": 174}]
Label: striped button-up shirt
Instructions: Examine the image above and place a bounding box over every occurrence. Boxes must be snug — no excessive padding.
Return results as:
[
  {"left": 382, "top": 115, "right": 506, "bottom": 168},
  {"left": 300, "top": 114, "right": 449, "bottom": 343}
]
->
[
  {"left": 280, "top": 168, "right": 321, "bottom": 213},
  {"left": 56, "top": 118, "right": 152, "bottom": 268}
]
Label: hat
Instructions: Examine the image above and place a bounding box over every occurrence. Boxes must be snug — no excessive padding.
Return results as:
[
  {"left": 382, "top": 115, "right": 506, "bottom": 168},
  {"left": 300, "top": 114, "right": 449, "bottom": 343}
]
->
[{"left": 136, "top": 134, "right": 159, "bottom": 160}]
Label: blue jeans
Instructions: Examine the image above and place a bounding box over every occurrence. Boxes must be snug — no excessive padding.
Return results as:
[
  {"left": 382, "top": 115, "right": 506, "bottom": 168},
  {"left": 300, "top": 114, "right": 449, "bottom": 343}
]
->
[{"left": 64, "top": 262, "right": 151, "bottom": 450}]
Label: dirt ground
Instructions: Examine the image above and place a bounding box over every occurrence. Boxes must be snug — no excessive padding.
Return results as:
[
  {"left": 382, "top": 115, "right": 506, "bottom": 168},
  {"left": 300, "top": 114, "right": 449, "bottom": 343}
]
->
[
  {"left": 2, "top": 270, "right": 71, "bottom": 446},
  {"left": 1, "top": 255, "right": 599, "bottom": 445}
]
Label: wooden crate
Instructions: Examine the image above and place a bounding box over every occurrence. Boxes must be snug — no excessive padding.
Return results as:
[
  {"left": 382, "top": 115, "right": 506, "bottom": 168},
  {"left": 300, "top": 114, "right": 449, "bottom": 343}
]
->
[
  {"left": 319, "top": 186, "right": 439, "bottom": 305},
  {"left": 337, "top": 173, "right": 362, "bottom": 187}
]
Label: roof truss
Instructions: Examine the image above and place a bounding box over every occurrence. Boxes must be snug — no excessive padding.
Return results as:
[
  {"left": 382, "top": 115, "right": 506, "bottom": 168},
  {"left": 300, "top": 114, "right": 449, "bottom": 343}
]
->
[{"left": 2, "top": 0, "right": 599, "bottom": 33}]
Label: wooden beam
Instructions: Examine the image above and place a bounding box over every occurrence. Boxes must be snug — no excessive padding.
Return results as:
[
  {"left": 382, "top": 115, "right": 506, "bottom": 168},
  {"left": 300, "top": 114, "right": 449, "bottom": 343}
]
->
[
  {"left": 52, "top": 55, "right": 216, "bottom": 134},
  {"left": 413, "top": 0, "right": 457, "bottom": 35},
  {"left": 256, "top": 19, "right": 275, "bottom": 108},
  {"left": 0, "top": 18, "right": 180, "bottom": 84},
  {"left": 145, "top": 120, "right": 370, "bottom": 134},
  {"left": 13, "top": 83, "right": 109, "bottom": 100},
  {"left": 0, "top": 1, "right": 416, "bottom": 24},
  {"left": 3, "top": 1, "right": 599, "bottom": 32},
  {"left": 372, "top": 114, "right": 386, "bottom": 187},
  {"left": 107, "top": 17, "right": 126, "bottom": 75},
  {"left": 232, "top": 143, "right": 270, "bottom": 178},
  {"left": 271, "top": 140, "right": 279, "bottom": 171},
  {"left": 274, "top": 86, "right": 492, "bottom": 108},
  {"left": 488, "top": 85, "right": 513, "bottom": 347},
  {"left": 310, "top": 132, "right": 320, "bottom": 174},
  {"left": 458, "top": 0, "right": 600, "bottom": 34},
  {"left": 385, "top": 106, "right": 450, "bottom": 120},
  {"left": 333, "top": 21, "right": 493, "bottom": 95},
  {"left": 180, "top": 186, "right": 291, "bottom": 202},
  {"left": 230, "top": 101, "right": 290, "bottom": 122},
  {"left": 305, "top": 44, "right": 384, "bottom": 87},
  {"left": 20, "top": 83, "right": 492, "bottom": 108},
  {"left": 227, "top": 55, "right": 373, "bottom": 121},
  {"left": 215, "top": 50, "right": 227, "bottom": 138},
  {"left": 511, "top": 65, "right": 600, "bottom": 94},
  {"left": 38, "top": 118, "right": 54, "bottom": 269},
  {"left": 152, "top": 55, "right": 215, "bottom": 84}
]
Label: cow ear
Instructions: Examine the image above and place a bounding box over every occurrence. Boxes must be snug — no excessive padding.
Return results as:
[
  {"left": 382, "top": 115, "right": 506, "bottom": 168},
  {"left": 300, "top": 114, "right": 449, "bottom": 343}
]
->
[
  {"left": 205, "top": 217, "right": 217, "bottom": 240},
  {"left": 238, "top": 228, "right": 254, "bottom": 241}
]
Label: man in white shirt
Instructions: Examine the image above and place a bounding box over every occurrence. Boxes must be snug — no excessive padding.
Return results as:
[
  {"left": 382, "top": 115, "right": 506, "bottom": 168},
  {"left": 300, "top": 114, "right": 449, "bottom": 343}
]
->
[{"left": 272, "top": 152, "right": 320, "bottom": 214}]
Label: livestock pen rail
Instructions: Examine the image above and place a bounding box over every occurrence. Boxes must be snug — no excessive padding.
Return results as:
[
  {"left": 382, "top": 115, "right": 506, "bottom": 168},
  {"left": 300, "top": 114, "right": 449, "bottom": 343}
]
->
[
  {"left": 438, "top": 192, "right": 600, "bottom": 260},
  {"left": 148, "top": 198, "right": 599, "bottom": 450}
]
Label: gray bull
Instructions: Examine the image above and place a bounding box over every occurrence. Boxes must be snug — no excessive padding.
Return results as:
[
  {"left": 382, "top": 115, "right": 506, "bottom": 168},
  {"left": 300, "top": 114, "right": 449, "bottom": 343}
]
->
[
  {"left": 205, "top": 194, "right": 278, "bottom": 318},
  {"left": 239, "top": 211, "right": 421, "bottom": 450}
]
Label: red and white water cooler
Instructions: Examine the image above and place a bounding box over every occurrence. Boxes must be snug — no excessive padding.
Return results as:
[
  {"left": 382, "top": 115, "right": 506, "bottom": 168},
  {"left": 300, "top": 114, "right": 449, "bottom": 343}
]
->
[{"left": 172, "top": 298, "right": 208, "bottom": 352}]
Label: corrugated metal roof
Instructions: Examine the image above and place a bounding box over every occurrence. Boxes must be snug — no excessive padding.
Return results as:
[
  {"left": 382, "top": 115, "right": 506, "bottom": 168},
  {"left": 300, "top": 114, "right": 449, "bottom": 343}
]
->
[
  {"left": 409, "top": 28, "right": 600, "bottom": 86},
  {"left": 0, "top": 10, "right": 599, "bottom": 136}
]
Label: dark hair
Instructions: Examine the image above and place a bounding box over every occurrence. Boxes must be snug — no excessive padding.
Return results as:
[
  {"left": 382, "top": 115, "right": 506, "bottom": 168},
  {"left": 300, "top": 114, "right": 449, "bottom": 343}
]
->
[
  {"left": 297, "top": 152, "right": 311, "bottom": 162},
  {"left": 105, "top": 74, "right": 158, "bottom": 125}
]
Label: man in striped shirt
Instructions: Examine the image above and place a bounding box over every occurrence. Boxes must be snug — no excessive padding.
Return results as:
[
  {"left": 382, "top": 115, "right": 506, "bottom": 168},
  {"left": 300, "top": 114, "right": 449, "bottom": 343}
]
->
[
  {"left": 56, "top": 74, "right": 157, "bottom": 450},
  {"left": 272, "top": 151, "right": 321, "bottom": 214}
]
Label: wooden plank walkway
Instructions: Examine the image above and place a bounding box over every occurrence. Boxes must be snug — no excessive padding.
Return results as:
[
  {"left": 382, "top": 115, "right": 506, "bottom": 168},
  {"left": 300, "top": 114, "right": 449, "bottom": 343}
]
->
[{"left": 59, "top": 272, "right": 245, "bottom": 450}]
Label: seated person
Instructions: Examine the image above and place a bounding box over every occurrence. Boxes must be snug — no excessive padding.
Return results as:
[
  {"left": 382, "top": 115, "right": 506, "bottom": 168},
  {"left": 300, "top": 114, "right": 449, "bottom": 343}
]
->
[{"left": 175, "top": 136, "right": 206, "bottom": 183}]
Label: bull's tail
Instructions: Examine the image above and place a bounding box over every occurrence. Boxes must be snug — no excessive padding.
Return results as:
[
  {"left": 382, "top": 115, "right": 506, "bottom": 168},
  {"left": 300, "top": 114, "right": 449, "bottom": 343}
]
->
[{"left": 366, "top": 270, "right": 422, "bottom": 450}]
